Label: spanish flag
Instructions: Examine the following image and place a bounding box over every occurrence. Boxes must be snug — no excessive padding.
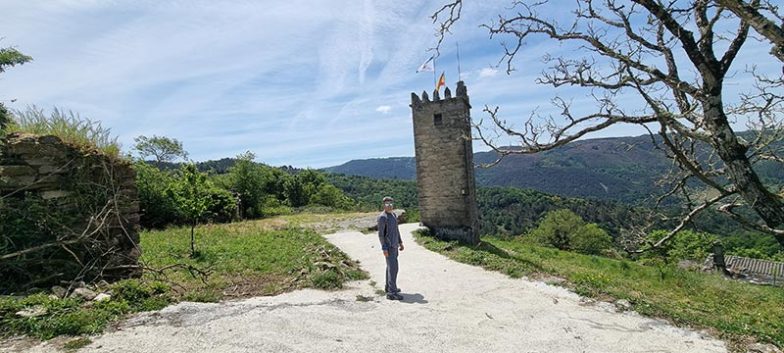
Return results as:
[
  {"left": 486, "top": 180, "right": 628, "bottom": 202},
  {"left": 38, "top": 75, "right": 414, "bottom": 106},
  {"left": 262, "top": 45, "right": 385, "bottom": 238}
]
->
[{"left": 436, "top": 72, "right": 446, "bottom": 92}]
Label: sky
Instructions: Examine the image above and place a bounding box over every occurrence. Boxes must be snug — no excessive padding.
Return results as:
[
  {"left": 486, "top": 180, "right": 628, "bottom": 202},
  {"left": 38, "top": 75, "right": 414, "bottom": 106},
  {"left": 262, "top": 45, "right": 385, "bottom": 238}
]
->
[{"left": 1, "top": 1, "right": 779, "bottom": 168}]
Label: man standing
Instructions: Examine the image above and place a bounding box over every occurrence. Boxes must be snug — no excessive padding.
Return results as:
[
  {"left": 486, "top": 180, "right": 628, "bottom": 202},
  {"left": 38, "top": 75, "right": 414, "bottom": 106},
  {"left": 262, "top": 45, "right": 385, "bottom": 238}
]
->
[{"left": 378, "top": 196, "right": 404, "bottom": 300}]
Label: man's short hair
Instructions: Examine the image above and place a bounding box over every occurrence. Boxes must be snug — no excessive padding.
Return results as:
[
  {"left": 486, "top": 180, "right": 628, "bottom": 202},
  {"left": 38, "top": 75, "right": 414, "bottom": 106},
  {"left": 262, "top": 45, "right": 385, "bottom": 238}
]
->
[{"left": 382, "top": 196, "right": 394, "bottom": 203}]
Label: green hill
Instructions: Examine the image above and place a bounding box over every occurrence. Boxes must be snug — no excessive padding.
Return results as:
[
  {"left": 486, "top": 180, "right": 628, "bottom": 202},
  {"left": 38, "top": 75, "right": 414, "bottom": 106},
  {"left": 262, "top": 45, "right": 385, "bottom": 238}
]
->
[{"left": 324, "top": 133, "right": 784, "bottom": 204}]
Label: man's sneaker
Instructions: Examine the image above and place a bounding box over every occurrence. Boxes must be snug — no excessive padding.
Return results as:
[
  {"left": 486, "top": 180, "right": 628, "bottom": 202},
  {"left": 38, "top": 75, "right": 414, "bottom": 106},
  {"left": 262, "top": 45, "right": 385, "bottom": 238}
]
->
[{"left": 386, "top": 293, "right": 403, "bottom": 300}]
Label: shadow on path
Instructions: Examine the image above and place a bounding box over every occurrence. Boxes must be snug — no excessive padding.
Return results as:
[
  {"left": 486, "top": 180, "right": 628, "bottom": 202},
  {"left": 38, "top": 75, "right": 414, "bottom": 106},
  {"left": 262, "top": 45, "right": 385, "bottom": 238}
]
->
[{"left": 400, "top": 293, "right": 427, "bottom": 304}]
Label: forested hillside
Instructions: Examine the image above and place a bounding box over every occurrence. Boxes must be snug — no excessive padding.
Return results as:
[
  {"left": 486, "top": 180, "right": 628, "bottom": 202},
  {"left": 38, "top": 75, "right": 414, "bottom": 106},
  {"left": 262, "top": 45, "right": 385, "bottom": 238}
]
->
[{"left": 325, "top": 133, "right": 784, "bottom": 204}]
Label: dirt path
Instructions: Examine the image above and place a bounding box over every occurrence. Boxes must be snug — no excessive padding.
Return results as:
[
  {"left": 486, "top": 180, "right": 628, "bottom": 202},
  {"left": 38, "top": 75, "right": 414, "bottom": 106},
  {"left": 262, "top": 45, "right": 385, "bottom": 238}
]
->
[{"left": 10, "top": 224, "right": 726, "bottom": 353}]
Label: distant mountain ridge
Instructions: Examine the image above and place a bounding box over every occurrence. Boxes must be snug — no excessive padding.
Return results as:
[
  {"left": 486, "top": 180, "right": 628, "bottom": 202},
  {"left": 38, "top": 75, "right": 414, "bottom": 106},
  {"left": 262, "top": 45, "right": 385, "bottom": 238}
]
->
[{"left": 324, "top": 134, "right": 784, "bottom": 204}]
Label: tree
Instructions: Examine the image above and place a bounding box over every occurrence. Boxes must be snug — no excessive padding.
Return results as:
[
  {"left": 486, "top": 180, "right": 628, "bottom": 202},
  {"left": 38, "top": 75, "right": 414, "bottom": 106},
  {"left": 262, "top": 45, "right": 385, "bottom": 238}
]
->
[
  {"left": 529, "top": 209, "right": 586, "bottom": 250},
  {"left": 169, "top": 164, "right": 211, "bottom": 257},
  {"left": 571, "top": 223, "right": 614, "bottom": 255},
  {"left": 133, "top": 135, "right": 188, "bottom": 166},
  {"left": 715, "top": 0, "right": 784, "bottom": 62},
  {"left": 0, "top": 45, "right": 32, "bottom": 131},
  {"left": 228, "top": 151, "right": 266, "bottom": 218},
  {"left": 433, "top": 0, "right": 784, "bottom": 248},
  {"left": 528, "top": 209, "right": 614, "bottom": 254}
]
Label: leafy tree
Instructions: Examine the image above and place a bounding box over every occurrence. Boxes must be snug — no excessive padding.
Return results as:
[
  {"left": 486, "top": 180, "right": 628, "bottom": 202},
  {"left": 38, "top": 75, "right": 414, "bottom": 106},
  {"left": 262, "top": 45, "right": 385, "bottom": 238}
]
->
[
  {"left": 134, "top": 161, "right": 181, "bottom": 228},
  {"left": 0, "top": 45, "right": 32, "bottom": 132},
  {"left": 227, "top": 151, "right": 266, "bottom": 218},
  {"left": 571, "top": 223, "right": 613, "bottom": 255},
  {"left": 433, "top": 0, "right": 784, "bottom": 248},
  {"left": 169, "top": 164, "right": 212, "bottom": 257},
  {"left": 310, "top": 183, "right": 354, "bottom": 210},
  {"left": 529, "top": 209, "right": 586, "bottom": 250},
  {"left": 529, "top": 209, "right": 614, "bottom": 255},
  {"left": 284, "top": 176, "right": 308, "bottom": 207},
  {"left": 133, "top": 135, "right": 188, "bottom": 166},
  {"left": 644, "top": 230, "right": 718, "bottom": 263}
]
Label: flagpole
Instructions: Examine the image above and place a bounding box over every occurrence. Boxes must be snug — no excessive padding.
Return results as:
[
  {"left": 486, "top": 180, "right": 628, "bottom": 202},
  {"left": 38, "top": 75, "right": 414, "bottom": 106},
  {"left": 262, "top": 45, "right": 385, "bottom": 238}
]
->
[
  {"left": 433, "top": 55, "right": 437, "bottom": 90},
  {"left": 456, "top": 42, "right": 462, "bottom": 82}
]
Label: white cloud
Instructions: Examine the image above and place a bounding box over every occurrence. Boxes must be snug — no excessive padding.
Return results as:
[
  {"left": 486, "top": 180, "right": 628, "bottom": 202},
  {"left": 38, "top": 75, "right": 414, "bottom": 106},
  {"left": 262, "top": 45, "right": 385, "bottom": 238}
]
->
[
  {"left": 375, "top": 105, "right": 392, "bottom": 114},
  {"left": 479, "top": 67, "right": 498, "bottom": 78}
]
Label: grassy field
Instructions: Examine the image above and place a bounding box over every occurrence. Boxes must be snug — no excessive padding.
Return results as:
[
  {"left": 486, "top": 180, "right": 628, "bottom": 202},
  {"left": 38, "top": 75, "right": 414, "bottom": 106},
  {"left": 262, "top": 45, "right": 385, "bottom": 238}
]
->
[
  {"left": 0, "top": 213, "right": 369, "bottom": 341},
  {"left": 414, "top": 231, "right": 784, "bottom": 349}
]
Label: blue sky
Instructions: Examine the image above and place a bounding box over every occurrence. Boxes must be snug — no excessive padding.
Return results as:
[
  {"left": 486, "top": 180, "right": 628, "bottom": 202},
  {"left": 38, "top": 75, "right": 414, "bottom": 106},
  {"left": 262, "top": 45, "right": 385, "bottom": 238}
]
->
[{"left": 1, "top": 1, "right": 779, "bottom": 168}]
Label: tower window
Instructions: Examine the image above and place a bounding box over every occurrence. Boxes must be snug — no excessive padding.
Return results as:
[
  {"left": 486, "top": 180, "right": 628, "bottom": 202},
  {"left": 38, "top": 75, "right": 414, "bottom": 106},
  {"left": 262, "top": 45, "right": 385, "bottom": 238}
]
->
[{"left": 433, "top": 113, "right": 443, "bottom": 126}]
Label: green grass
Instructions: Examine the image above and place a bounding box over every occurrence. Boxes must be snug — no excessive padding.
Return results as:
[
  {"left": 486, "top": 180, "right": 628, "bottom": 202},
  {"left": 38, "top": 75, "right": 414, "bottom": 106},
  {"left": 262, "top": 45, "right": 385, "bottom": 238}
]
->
[
  {"left": 140, "top": 220, "right": 368, "bottom": 298},
  {"left": 415, "top": 230, "right": 784, "bottom": 348},
  {"left": 0, "top": 217, "right": 367, "bottom": 341},
  {"left": 0, "top": 281, "right": 172, "bottom": 340}
]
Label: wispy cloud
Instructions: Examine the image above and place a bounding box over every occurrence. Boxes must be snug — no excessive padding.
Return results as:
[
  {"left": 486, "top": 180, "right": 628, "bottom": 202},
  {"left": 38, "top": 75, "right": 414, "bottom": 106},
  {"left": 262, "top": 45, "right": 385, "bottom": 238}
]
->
[
  {"left": 478, "top": 67, "right": 498, "bottom": 78},
  {"left": 1, "top": 1, "right": 778, "bottom": 168}
]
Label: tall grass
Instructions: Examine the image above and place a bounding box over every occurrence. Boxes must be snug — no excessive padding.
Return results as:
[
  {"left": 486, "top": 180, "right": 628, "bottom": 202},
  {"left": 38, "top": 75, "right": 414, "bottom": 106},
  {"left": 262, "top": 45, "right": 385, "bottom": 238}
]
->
[{"left": 7, "top": 106, "right": 120, "bottom": 157}]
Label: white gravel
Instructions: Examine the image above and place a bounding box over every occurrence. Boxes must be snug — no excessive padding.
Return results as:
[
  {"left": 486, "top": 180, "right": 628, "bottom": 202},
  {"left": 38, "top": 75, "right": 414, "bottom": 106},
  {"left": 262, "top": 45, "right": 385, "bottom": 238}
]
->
[{"left": 5, "top": 223, "right": 727, "bottom": 353}]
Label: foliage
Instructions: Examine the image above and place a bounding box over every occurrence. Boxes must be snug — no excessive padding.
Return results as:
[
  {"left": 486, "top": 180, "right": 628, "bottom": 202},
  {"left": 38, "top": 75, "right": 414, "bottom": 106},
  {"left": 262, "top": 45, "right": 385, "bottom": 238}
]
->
[
  {"left": 227, "top": 151, "right": 267, "bottom": 218},
  {"left": 326, "top": 173, "right": 416, "bottom": 211},
  {"left": 134, "top": 161, "right": 236, "bottom": 229},
  {"left": 0, "top": 45, "right": 32, "bottom": 132},
  {"left": 134, "top": 161, "right": 181, "bottom": 228},
  {"left": 641, "top": 230, "right": 719, "bottom": 264},
  {"left": 6, "top": 106, "right": 120, "bottom": 157},
  {"left": 0, "top": 46, "right": 32, "bottom": 73},
  {"left": 0, "top": 280, "right": 171, "bottom": 340},
  {"left": 132, "top": 135, "right": 188, "bottom": 165},
  {"left": 415, "top": 231, "right": 784, "bottom": 347},
  {"left": 310, "top": 183, "right": 354, "bottom": 209},
  {"left": 570, "top": 223, "right": 614, "bottom": 256},
  {"left": 527, "top": 209, "right": 613, "bottom": 255},
  {"left": 168, "top": 164, "right": 213, "bottom": 257}
]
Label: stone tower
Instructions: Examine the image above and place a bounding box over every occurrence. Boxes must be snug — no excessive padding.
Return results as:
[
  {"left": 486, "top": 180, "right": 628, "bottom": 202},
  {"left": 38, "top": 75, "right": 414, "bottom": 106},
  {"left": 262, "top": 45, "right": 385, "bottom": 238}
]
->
[{"left": 410, "top": 81, "right": 480, "bottom": 245}]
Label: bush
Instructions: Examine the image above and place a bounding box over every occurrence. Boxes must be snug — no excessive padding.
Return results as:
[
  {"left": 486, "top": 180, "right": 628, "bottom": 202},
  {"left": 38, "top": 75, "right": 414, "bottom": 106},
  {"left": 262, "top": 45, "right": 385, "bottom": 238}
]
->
[
  {"left": 134, "top": 161, "right": 181, "bottom": 228},
  {"left": 528, "top": 209, "right": 613, "bottom": 255},
  {"left": 227, "top": 151, "right": 267, "bottom": 218},
  {"left": 310, "top": 183, "right": 354, "bottom": 210},
  {"left": 571, "top": 224, "right": 613, "bottom": 255},
  {"left": 135, "top": 162, "right": 237, "bottom": 229}
]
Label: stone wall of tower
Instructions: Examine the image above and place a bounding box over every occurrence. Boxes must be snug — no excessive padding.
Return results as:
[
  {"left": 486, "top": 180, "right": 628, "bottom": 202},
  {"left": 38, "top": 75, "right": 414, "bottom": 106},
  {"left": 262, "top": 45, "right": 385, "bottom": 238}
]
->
[{"left": 410, "top": 81, "right": 479, "bottom": 244}]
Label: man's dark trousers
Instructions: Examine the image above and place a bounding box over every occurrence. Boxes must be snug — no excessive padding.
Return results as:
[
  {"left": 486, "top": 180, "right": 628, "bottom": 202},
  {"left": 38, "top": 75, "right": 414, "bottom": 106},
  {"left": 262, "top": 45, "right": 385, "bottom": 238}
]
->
[{"left": 385, "top": 247, "right": 399, "bottom": 294}]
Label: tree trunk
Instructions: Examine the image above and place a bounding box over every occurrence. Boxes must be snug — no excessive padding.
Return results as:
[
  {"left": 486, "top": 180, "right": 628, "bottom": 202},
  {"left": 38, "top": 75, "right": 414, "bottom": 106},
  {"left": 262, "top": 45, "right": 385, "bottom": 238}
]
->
[
  {"left": 703, "top": 92, "right": 784, "bottom": 246},
  {"left": 190, "top": 223, "right": 196, "bottom": 257}
]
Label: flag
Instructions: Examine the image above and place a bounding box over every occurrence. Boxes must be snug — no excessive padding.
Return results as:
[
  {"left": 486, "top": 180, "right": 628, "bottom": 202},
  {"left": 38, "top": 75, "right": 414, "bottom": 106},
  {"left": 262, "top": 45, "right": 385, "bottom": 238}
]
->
[
  {"left": 416, "top": 56, "right": 434, "bottom": 73},
  {"left": 436, "top": 71, "right": 446, "bottom": 91}
]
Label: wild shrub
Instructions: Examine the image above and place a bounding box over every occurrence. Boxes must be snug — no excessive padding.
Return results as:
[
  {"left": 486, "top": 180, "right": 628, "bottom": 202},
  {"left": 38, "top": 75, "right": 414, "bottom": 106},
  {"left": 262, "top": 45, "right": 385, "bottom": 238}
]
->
[{"left": 528, "top": 209, "right": 614, "bottom": 255}]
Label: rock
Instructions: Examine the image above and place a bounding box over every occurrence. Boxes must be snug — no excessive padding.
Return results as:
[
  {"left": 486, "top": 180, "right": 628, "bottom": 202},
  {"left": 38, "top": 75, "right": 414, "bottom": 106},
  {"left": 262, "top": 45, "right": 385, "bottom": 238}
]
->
[
  {"left": 71, "top": 287, "right": 97, "bottom": 301},
  {"left": 16, "top": 305, "right": 47, "bottom": 318},
  {"left": 614, "top": 299, "right": 632, "bottom": 311},
  {"left": 93, "top": 293, "right": 112, "bottom": 302},
  {"left": 51, "top": 286, "right": 67, "bottom": 298},
  {"left": 747, "top": 343, "right": 783, "bottom": 353}
]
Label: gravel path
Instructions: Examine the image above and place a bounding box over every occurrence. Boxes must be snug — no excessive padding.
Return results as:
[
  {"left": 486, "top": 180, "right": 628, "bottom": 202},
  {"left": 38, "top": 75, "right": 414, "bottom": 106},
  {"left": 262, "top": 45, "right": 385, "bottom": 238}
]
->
[{"left": 9, "top": 223, "right": 726, "bottom": 353}]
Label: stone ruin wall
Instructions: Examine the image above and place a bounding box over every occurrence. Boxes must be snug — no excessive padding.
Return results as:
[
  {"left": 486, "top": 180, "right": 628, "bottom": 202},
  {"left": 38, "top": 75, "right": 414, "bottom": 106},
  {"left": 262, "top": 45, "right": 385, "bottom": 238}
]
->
[
  {"left": 410, "top": 82, "right": 480, "bottom": 244},
  {"left": 0, "top": 133, "right": 141, "bottom": 283}
]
